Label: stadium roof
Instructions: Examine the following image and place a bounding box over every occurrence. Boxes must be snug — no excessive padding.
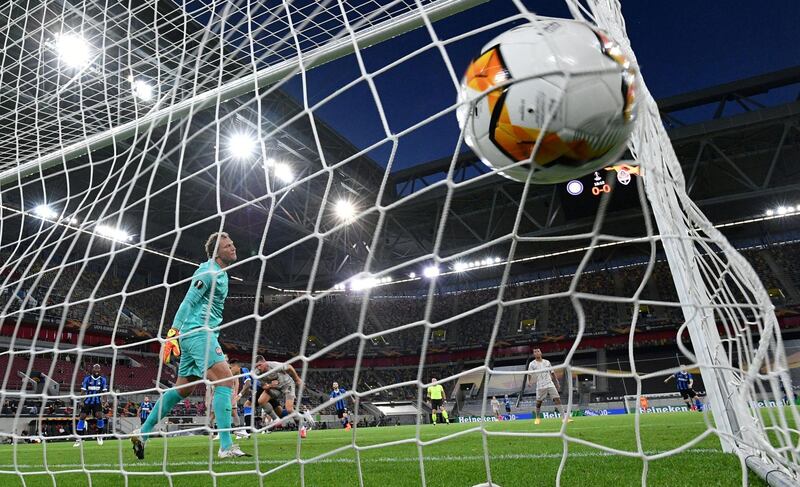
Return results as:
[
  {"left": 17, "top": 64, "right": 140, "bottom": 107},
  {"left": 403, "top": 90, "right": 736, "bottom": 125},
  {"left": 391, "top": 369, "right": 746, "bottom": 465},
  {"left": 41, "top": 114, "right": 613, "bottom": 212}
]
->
[{"left": 0, "top": 0, "right": 798, "bottom": 292}]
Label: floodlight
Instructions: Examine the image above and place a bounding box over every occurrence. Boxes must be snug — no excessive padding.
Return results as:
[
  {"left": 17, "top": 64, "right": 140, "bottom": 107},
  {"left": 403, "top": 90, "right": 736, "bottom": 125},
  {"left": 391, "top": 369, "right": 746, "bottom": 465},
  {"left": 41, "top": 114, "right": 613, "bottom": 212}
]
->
[
  {"left": 132, "top": 79, "right": 154, "bottom": 101},
  {"left": 274, "top": 162, "right": 294, "bottom": 183},
  {"left": 423, "top": 266, "right": 440, "bottom": 278},
  {"left": 55, "top": 33, "right": 91, "bottom": 68},
  {"left": 228, "top": 132, "right": 258, "bottom": 160},
  {"left": 33, "top": 204, "right": 57, "bottom": 220},
  {"left": 335, "top": 200, "right": 356, "bottom": 222},
  {"left": 96, "top": 224, "right": 131, "bottom": 242}
]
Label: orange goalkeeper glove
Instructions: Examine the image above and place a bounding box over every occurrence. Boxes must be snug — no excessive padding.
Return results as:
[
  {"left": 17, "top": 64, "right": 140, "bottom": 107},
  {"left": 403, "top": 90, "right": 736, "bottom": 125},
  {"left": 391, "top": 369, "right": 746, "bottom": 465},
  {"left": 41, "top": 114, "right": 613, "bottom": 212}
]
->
[{"left": 163, "top": 328, "right": 181, "bottom": 364}]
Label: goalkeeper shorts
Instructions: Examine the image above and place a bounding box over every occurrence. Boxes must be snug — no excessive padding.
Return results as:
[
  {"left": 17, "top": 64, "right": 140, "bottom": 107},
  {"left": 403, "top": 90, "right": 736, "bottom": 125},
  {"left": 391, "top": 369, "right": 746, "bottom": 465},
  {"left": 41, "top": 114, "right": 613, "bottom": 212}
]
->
[{"left": 177, "top": 332, "right": 226, "bottom": 379}]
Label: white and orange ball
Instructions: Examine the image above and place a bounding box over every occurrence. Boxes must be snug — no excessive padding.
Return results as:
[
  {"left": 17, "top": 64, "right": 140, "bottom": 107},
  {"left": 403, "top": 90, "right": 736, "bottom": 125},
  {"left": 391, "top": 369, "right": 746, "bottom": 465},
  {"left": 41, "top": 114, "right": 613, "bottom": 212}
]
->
[{"left": 457, "top": 20, "right": 638, "bottom": 184}]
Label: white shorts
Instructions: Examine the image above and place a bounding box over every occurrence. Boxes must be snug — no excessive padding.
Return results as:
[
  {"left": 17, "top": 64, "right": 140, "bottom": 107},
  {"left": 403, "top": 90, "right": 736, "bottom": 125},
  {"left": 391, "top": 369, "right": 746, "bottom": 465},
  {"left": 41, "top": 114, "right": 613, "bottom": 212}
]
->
[{"left": 536, "top": 386, "right": 559, "bottom": 401}]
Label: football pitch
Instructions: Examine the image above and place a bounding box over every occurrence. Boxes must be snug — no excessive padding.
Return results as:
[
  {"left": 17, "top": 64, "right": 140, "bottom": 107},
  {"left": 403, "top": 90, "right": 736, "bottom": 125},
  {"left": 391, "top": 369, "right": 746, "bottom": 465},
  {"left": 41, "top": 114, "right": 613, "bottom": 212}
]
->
[{"left": 0, "top": 412, "right": 772, "bottom": 486}]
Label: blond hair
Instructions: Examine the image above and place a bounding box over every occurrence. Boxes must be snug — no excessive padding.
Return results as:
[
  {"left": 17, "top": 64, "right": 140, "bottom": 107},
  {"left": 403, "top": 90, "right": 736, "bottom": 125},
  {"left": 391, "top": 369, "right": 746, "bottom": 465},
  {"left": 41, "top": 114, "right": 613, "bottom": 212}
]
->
[{"left": 205, "top": 232, "right": 230, "bottom": 259}]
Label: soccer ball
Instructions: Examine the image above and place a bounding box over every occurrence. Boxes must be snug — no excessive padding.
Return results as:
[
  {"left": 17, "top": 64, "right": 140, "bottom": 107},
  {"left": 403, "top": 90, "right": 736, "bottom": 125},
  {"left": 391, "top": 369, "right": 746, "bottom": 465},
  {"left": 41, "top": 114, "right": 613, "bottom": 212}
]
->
[{"left": 456, "top": 20, "right": 638, "bottom": 184}]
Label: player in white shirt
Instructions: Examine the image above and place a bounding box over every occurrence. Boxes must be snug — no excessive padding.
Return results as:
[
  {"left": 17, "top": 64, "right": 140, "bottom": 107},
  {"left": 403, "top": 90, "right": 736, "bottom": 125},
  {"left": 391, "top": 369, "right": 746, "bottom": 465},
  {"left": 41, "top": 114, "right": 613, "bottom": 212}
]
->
[
  {"left": 490, "top": 396, "right": 501, "bottom": 418},
  {"left": 527, "top": 348, "right": 573, "bottom": 425}
]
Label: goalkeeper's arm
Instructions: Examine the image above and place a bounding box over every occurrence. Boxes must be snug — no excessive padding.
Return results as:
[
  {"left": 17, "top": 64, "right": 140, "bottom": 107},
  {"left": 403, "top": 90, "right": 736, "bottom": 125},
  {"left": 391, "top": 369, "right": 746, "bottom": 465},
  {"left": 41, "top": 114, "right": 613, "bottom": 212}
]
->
[{"left": 163, "top": 271, "right": 212, "bottom": 363}]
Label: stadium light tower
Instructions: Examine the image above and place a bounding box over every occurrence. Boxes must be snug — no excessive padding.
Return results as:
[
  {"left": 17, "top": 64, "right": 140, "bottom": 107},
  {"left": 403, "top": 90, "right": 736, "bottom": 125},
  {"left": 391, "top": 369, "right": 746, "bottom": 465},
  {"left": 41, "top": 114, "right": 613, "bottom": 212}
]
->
[
  {"left": 335, "top": 199, "right": 356, "bottom": 223},
  {"left": 228, "top": 132, "right": 258, "bottom": 160},
  {"left": 55, "top": 33, "right": 91, "bottom": 69}
]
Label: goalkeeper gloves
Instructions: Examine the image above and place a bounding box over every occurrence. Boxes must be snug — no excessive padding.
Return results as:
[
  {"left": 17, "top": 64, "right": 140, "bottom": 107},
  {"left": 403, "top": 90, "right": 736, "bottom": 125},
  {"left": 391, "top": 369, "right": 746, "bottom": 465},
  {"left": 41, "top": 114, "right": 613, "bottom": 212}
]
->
[{"left": 163, "top": 328, "right": 181, "bottom": 364}]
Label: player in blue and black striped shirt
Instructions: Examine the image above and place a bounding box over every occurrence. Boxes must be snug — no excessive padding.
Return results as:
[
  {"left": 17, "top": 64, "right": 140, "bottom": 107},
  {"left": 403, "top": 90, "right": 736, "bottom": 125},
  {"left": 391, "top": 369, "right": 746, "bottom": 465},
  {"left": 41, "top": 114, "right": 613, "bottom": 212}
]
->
[
  {"left": 664, "top": 367, "right": 704, "bottom": 411},
  {"left": 137, "top": 396, "right": 154, "bottom": 425},
  {"left": 74, "top": 364, "right": 108, "bottom": 447},
  {"left": 330, "top": 382, "right": 351, "bottom": 430}
]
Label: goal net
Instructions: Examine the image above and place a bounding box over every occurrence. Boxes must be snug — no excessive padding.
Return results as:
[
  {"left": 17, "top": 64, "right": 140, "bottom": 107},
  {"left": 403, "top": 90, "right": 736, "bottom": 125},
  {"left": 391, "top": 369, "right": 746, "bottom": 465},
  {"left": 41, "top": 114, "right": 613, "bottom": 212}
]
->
[{"left": 0, "top": 0, "right": 797, "bottom": 485}]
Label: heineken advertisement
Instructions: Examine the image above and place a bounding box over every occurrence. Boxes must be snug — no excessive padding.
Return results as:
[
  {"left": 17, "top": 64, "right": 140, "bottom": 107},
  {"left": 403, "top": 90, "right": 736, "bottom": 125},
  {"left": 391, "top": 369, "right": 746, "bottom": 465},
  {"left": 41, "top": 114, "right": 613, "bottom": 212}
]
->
[
  {"left": 456, "top": 409, "right": 626, "bottom": 422},
  {"left": 455, "top": 401, "right": 794, "bottom": 423}
]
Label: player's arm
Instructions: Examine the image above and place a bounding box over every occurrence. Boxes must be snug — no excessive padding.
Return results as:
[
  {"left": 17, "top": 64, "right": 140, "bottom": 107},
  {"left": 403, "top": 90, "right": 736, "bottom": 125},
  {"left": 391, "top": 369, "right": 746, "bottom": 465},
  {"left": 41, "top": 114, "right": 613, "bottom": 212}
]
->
[
  {"left": 101, "top": 377, "right": 109, "bottom": 402},
  {"left": 79, "top": 376, "right": 89, "bottom": 402},
  {"left": 136, "top": 404, "right": 141, "bottom": 417},
  {"left": 688, "top": 373, "right": 694, "bottom": 388},
  {"left": 286, "top": 364, "right": 302, "bottom": 386},
  {"left": 526, "top": 364, "right": 538, "bottom": 382},
  {"left": 238, "top": 377, "right": 252, "bottom": 401},
  {"left": 547, "top": 362, "right": 560, "bottom": 390},
  {"left": 551, "top": 370, "right": 560, "bottom": 390}
]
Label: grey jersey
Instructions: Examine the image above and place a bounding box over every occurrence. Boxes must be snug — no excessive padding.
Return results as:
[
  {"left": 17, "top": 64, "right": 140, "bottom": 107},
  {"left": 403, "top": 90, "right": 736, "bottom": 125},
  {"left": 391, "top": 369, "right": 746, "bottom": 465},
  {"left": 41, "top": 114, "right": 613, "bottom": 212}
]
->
[{"left": 264, "top": 361, "right": 294, "bottom": 388}]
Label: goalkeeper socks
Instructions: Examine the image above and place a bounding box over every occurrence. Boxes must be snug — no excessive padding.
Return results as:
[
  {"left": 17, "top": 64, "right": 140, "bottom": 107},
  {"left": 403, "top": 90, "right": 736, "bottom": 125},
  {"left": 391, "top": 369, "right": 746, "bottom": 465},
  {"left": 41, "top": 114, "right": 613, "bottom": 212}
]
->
[
  {"left": 213, "top": 386, "right": 234, "bottom": 451},
  {"left": 442, "top": 410, "right": 449, "bottom": 423},
  {"left": 431, "top": 412, "right": 437, "bottom": 424},
  {"left": 141, "top": 389, "right": 183, "bottom": 440}
]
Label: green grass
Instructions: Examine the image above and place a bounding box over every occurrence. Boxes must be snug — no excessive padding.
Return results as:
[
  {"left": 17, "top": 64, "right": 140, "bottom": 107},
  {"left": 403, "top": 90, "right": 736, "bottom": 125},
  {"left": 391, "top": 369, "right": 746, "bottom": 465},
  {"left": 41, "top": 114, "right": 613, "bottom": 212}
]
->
[{"left": 0, "top": 413, "right": 771, "bottom": 486}]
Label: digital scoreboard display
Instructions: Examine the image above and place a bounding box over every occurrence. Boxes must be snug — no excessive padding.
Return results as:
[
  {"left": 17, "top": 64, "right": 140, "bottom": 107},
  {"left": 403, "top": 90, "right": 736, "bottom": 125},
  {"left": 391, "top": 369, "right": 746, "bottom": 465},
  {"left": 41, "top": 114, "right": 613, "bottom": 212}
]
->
[{"left": 559, "top": 163, "right": 642, "bottom": 220}]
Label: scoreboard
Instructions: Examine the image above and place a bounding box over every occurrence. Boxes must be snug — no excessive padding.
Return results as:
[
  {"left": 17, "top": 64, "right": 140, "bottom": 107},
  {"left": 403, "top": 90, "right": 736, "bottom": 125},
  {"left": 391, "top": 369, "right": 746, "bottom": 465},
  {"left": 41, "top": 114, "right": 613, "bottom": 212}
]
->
[{"left": 560, "top": 163, "right": 642, "bottom": 220}]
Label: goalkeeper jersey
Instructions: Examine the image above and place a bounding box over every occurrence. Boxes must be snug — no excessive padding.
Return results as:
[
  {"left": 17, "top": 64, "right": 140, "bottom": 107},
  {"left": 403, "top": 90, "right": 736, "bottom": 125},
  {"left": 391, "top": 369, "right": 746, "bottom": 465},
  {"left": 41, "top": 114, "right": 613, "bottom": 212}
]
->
[
  {"left": 173, "top": 259, "right": 228, "bottom": 335},
  {"left": 427, "top": 384, "right": 445, "bottom": 400}
]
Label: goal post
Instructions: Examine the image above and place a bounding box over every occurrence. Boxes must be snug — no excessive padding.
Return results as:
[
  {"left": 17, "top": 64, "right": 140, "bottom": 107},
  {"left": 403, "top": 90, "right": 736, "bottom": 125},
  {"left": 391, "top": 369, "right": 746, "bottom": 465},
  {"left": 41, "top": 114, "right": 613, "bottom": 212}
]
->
[{"left": 587, "top": 0, "right": 800, "bottom": 480}]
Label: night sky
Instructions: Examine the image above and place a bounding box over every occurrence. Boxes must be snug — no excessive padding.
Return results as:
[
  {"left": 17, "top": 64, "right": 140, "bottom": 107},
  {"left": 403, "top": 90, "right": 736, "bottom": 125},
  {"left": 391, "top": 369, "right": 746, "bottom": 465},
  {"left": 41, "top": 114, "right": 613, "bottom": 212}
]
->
[{"left": 275, "top": 0, "right": 800, "bottom": 172}]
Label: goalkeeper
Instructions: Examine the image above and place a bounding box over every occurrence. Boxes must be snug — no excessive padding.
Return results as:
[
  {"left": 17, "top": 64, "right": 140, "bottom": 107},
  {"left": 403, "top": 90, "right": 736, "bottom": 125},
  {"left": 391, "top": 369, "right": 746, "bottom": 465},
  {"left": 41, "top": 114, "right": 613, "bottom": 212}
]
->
[{"left": 131, "top": 232, "right": 249, "bottom": 459}]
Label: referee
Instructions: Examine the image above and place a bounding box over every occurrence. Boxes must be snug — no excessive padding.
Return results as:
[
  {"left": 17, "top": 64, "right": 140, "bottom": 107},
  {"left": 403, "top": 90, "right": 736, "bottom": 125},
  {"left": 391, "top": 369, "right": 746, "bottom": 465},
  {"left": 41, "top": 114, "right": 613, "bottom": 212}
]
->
[{"left": 427, "top": 378, "right": 449, "bottom": 424}]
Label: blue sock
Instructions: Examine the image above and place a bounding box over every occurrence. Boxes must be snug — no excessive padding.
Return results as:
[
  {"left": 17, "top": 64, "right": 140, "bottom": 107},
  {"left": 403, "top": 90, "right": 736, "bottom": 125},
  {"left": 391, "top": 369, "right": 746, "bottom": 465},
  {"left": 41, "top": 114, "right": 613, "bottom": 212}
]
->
[
  {"left": 141, "top": 389, "right": 183, "bottom": 441},
  {"left": 77, "top": 419, "right": 86, "bottom": 431},
  {"left": 96, "top": 418, "right": 105, "bottom": 431},
  {"left": 213, "top": 386, "right": 234, "bottom": 451}
]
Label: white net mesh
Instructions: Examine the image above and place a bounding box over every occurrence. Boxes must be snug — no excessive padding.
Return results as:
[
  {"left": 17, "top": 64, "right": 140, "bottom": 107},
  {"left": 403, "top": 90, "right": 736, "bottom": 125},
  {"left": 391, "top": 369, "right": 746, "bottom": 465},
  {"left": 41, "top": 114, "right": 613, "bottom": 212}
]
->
[{"left": 0, "top": 0, "right": 798, "bottom": 485}]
